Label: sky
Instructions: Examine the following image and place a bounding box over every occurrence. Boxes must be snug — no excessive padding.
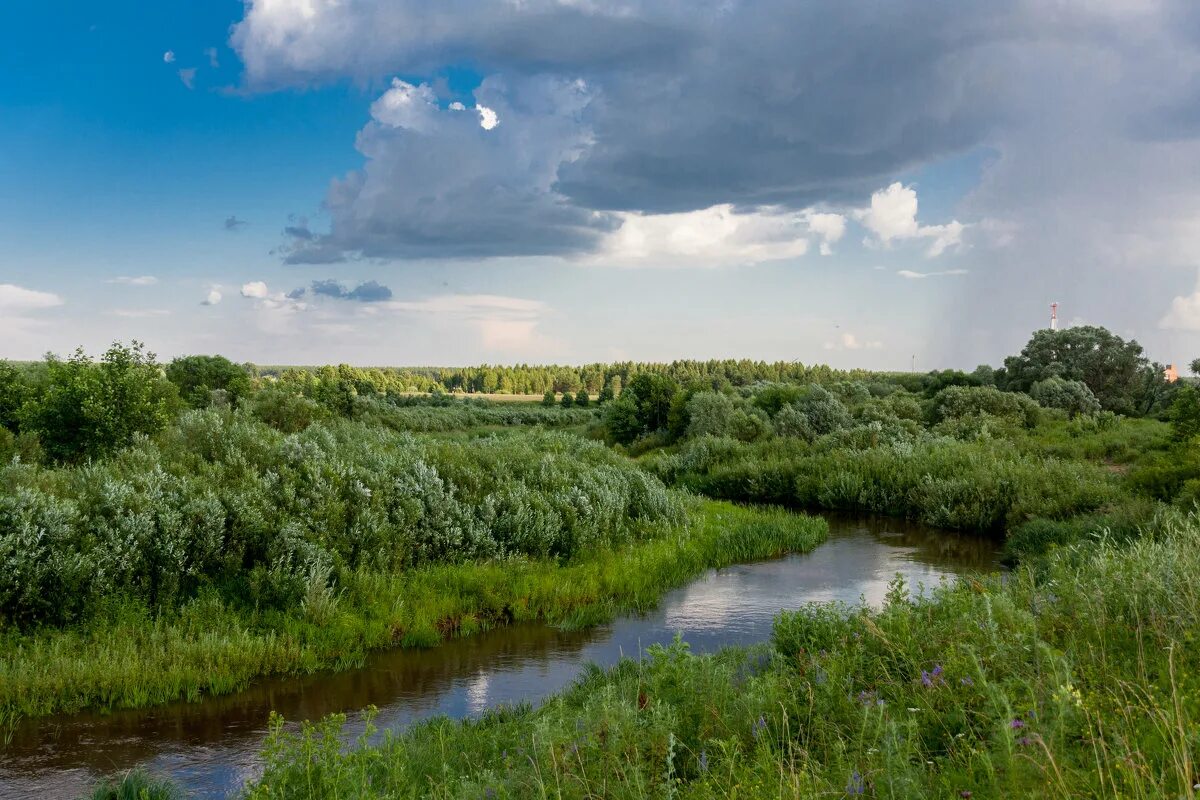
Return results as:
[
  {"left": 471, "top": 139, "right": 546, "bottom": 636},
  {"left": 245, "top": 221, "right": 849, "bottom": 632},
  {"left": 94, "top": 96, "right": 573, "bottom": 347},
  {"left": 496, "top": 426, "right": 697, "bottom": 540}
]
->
[{"left": 2, "top": 1, "right": 1200, "bottom": 370}]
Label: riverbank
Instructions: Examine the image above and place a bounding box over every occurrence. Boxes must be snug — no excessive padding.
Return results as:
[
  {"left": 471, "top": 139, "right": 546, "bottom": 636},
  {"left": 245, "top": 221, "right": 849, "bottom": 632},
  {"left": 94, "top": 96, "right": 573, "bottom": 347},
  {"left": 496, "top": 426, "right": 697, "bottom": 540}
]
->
[
  {"left": 0, "top": 499, "right": 826, "bottom": 720},
  {"left": 240, "top": 506, "right": 1199, "bottom": 800}
]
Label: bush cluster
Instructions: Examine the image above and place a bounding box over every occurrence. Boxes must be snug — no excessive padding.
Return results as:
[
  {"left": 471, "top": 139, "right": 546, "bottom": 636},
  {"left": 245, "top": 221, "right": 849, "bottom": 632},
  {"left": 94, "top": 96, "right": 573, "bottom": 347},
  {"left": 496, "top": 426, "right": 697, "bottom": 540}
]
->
[{"left": 0, "top": 412, "right": 680, "bottom": 627}]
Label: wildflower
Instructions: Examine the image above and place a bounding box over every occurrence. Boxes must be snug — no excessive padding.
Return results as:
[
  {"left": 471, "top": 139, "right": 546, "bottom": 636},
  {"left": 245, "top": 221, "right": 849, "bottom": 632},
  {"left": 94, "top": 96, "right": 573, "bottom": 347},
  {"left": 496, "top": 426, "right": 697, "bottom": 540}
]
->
[
  {"left": 960, "top": 792, "right": 973, "bottom": 798},
  {"left": 1017, "top": 736, "right": 1032, "bottom": 747},
  {"left": 907, "top": 707, "right": 920, "bottom": 712},
  {"left": 846, "top": 770, "right": 865, "bottom": 796},
  {"left": 921, "top": 664, "right": 945, "bottom": 688},
  {"left": 960, "top": 676, "right": 973, "bottom": 686},
  {"left": 752, "top": 715, "right": 767, "bottom": 739},
  {"left": 698, "top": 749, "right": 708, "bottom": 773},
  {"left": 1009, "top": 718, "right": 1025, "bottom": 729}
]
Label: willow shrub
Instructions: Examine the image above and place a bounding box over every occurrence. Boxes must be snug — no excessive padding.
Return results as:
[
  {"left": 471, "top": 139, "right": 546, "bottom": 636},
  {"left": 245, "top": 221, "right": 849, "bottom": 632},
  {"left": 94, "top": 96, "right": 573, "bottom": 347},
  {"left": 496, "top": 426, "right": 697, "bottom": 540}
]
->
[{"left": 0, "top": 410, "right": 680, "bottom": 627}]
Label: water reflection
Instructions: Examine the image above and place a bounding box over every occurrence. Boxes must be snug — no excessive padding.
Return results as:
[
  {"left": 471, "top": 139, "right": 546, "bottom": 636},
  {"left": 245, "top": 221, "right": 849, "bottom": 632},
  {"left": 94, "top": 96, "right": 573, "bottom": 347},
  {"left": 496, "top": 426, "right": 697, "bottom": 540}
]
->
[{"left": 0, "top": 514, "right": 999, "bottom": 800}]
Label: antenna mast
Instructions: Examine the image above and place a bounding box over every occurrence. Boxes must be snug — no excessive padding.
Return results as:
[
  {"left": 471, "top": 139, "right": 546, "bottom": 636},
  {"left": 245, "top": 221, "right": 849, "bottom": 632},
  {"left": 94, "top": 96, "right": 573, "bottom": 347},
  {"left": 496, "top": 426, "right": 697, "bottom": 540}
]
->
[{"left": 1050, "top": 302, "right": 1059, "bottom": 331}]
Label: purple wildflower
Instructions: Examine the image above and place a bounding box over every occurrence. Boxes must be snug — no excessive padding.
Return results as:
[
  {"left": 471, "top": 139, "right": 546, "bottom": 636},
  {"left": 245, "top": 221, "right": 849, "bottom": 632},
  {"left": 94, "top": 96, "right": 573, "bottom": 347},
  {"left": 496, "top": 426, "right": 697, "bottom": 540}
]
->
[
  {"left": 959, "top": 792, "right": 973, "bottom": 799},
  {"left": 846, "top": 770, "right": 865, "bottom": 796},
  {"left": 1017, "top": 736, "right": 1032, "bottom": 747},
  {"left": 752, "top": 715, "right": 767, "bottom": 739},
  {"left": 1010, "top": 718, "right": 1025, "bottom": 730}
]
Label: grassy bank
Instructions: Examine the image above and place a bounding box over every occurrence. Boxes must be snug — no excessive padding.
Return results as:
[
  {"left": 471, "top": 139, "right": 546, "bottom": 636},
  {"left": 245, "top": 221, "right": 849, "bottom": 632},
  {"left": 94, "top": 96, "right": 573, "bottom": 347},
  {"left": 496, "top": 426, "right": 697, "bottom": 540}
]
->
[
  {"left": 239, "top": 507, "right": 1199, "bottom": 800},
  {"left": 0, "top": 500, "right": 826, "bottom": 719}
]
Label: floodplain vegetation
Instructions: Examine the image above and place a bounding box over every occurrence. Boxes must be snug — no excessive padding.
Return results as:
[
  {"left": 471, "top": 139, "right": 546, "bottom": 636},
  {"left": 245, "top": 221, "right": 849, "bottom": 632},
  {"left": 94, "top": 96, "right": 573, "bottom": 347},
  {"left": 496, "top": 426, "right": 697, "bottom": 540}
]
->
[{"left": 2, "top": 327, "right": 1199, "bottom": 798}]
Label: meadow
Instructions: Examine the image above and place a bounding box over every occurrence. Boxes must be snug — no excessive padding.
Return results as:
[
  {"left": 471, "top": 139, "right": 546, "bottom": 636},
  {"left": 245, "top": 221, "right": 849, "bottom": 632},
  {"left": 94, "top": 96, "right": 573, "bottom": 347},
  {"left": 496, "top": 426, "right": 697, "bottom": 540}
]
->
[{"left": 3, "top": 329, "right": 1200, "bottom": 798}]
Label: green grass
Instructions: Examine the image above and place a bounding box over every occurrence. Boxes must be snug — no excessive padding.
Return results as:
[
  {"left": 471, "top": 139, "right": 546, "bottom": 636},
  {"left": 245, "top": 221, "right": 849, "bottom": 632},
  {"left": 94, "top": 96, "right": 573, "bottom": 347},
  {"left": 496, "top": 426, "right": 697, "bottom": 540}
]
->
[
  {"left": 242, "top": 507, "right": 1200, "bottom": 800},
  {"left": 87, "top": 769, "right": 181, "bottom": 800},
  {"left": 0, "top": 499, "right": 826, "bottom": 718}
]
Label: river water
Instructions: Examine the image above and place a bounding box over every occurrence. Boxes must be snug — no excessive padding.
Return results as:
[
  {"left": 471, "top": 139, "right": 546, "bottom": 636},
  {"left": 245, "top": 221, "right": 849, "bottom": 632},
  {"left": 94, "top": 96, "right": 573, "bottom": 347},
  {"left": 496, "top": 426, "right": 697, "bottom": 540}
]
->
[{"left": 0, "top": 514, "right": 999, "bottom": 799}]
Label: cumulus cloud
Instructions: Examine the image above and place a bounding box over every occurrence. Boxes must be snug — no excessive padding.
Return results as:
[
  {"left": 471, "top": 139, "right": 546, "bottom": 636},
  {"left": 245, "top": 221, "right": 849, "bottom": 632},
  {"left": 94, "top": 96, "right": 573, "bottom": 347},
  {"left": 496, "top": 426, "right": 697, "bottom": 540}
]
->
[
  {"left": 106, "top": 275, "right": 158, "bottom": 286},
  {"left": 593, "top": 205, "right": 813, "bottom": 267},
  {"left": 201, "top": 288, "right": 222, "bottom": 306},
  {"left": 204, "top": 47, "right": 220, "bottom": 68},
  {"left": 281, "top": 75, "right": 615, "bottom": 263},
  {"left": 856, "top": 183, "right": 965, "bottom": 257},
  {"left": 897, "top": 268, "right": 969, "bottom": 279},
  {"left": 240, "top": 281, "right": 269, "bottom": 299},
  {"left": 163, "top": 50, "right": 175, "bottom": 64},
  {"left": 1160, "top": 278, "right": 1200, "bottom": 331}
]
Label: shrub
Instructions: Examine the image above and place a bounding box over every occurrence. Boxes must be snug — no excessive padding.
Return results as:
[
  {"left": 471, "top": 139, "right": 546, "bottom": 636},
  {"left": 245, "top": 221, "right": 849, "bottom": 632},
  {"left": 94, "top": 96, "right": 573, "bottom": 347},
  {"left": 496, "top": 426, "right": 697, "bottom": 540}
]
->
[{"left": 1030, "top": 376, "right": 1101, "bottom": 418}]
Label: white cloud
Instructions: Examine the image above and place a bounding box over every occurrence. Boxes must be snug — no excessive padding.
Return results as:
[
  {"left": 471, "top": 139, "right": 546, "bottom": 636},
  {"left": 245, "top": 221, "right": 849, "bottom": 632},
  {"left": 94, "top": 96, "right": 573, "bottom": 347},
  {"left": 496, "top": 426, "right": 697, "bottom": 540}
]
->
[
  {"left": 897, "top": 268, "right": 968, "bottom": 279},
  {"left": 807, "top": 212, "right": 846, "bottom": 256},
  {"left": 107, "top": 275, "right": 158, "bottom": 286},
  {"left": 823, "top": 332, "right": 883, "bottom": 351},
  {"left": 595, "top": 204, "right": 829, "bottom": 267},
  {"left": 201, "top": 288, "right": 223, "bottom": 306},
  {"left": 204, "top": 47, "right": 220, "bottom": 68},
  {"left": 163, "top": 50, "right": 175, "bottom": 63},
  {"left": 0, "top": 284, "right": 63, "bottom": 339},
  {"left": 1160, "top": 279, "right": 1200, "bottom": 331},
  {"left": 476, "top": 104, "right": 499, "bottom": 130},
  {"left": 241, "top": 281, "right": 269, "bottom": 299},
  {"left": 370, "top": 78, "right": 439, "bottom": 132},
  {"left": 855, "top": 183, "right": 966, "bottom": 257},
  {"left": 178, "top": 68, "right": 197, "bottom": 89},
  {"left": 112, "top": 309, "right": 171, "bottom": 318},
  {"left": 0, "top": 283, "right": 63, "bottom": 311}
]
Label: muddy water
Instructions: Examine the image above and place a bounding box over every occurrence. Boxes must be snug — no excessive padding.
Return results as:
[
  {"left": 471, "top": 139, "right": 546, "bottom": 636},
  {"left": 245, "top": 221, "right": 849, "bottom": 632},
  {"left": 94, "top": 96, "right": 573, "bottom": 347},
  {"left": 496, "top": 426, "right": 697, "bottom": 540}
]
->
[{"left": 0, "top": 514, "right": 1000, "bottom": 799}]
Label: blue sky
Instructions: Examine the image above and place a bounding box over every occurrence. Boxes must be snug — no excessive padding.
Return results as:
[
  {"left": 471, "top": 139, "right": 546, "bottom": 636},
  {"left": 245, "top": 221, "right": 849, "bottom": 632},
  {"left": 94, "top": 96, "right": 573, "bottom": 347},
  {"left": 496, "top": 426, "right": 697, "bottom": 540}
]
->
[{"left": 3, "top": 1, "right": 1199, "bottom": 369}]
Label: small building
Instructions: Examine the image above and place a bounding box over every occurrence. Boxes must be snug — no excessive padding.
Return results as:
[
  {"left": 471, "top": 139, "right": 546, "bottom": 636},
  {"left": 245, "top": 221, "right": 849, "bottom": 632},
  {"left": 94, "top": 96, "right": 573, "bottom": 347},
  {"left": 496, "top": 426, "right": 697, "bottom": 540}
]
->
[{"left": 1164, "top": 363, "right": 1179, "bottom": 383}]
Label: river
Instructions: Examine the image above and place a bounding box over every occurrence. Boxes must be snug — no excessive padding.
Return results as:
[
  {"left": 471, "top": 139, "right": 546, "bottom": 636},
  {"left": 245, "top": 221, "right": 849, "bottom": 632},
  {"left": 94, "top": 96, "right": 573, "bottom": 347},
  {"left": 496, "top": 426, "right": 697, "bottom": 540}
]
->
[{"left": 0, "top": 513, "right": 1000, "bottom": 799}]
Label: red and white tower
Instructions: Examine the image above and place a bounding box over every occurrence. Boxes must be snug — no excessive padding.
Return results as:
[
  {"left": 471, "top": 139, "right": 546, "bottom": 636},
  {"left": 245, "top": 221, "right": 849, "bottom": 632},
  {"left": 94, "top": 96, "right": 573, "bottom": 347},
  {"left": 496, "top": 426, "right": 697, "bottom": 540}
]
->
[{"left": 1050, "top": 302, "right": 1059, "bottom": 331}]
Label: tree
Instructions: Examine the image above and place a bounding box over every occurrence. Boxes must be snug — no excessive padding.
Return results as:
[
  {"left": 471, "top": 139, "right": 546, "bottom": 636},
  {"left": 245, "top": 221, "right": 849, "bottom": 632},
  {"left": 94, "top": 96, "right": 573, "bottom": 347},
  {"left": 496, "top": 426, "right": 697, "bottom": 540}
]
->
[
  {"left": 21, "top": 342, "right": 179, "bottom": 462},
  {"left": 1169, "top": 385, "right": 1200, "bottom": 441},
  {"left": 602, "top": 396, "right": 642, "bottom": 445},
  {"left": 597, "top": 381, "right": 614, "bottom": 404},
  {"left": 542, "top": 389, "right": 556, "bottom": 407},
  {"left": 624, "top": 373, "right": 678, "bottom": 434},
  {"left": 165, "top": 354, "right": 252, "bottom": 409},
  {"left": 1002, "top": 325, "right": 1150, "bottom": 414},
  {"left": 575, "top": 389, "right": 590, "bottom": 407},
  {"left": 1191, "top": 358, "right": 1200, "bottom": 377},
  {"left": 0, "top": 361, "right": 28, "bottom": 431},
  {"left": 1029, "top": 377, "right": 1101, "bottom": 418},
  {"left": 560, "top": 391, "right": 575, "bottom": 408}
]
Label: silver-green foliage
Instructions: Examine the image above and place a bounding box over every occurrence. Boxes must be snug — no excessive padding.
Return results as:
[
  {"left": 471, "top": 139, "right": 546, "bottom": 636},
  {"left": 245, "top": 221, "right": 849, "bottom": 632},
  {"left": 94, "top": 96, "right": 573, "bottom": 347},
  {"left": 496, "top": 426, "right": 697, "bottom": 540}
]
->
[{"left": 0, "top": 410, "right": 682, "bottom": 626}]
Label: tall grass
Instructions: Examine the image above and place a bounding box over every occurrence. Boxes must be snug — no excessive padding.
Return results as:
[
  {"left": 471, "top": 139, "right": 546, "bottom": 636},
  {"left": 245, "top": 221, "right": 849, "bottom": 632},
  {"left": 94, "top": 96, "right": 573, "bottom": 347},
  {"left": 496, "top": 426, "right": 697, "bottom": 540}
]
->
[
  {"left": 0, "top": 500, "right": 826, "bottom": 718},
  {"left": 651, "top": 435, "right": 1122, "bottom": 534},
  {"left": 242, "top": 509, "right": 1200, "bottom": 800}
]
